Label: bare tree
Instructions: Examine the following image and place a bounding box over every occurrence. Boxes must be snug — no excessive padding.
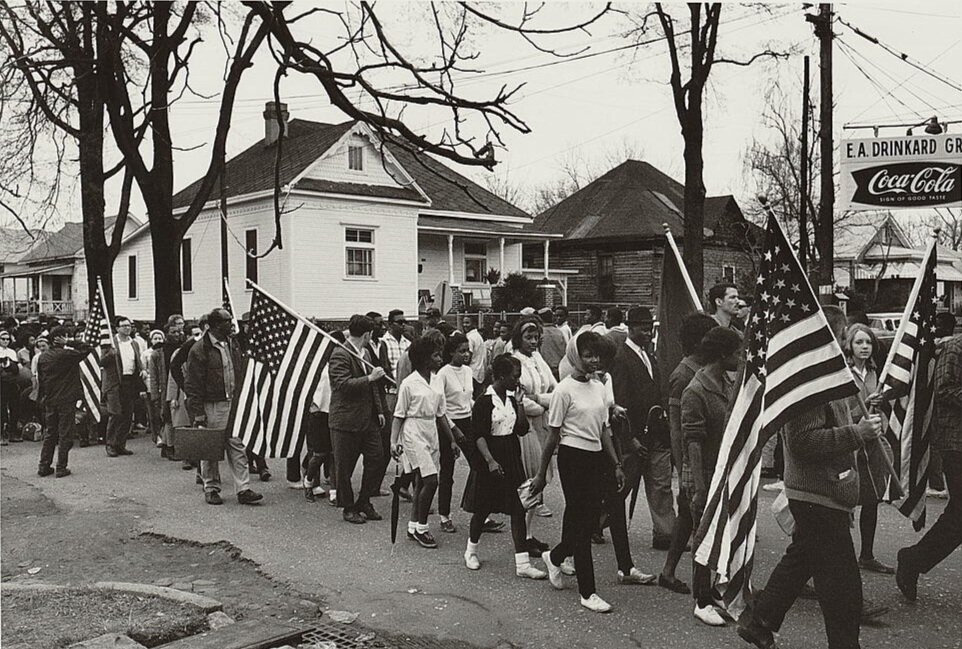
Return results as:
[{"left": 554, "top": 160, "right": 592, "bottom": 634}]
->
[
  {"left": 0, "top": 2, "right": 135, "bottom": 311},
  {"left": 625, "top": 3, "right": 787, "bottom": 297}
]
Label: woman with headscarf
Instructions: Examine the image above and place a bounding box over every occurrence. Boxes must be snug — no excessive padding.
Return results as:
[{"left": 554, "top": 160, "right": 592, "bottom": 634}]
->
[
  {"left": 531, "top": 331, "right": 625, "bottom": 613},
  {"left": 511, "top": 317, "right": 557, "bottom": 555},
  {"left": 144, "top": 329, "right": 168, "bottom": 456}
]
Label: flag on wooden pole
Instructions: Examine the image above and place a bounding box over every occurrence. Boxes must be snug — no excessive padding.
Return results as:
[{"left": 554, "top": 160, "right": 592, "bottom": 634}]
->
[
  {"left": 694, "top": 213, "right": 860, "bottom": 619},
  {"left": 657, "top": 223, "right": 704, "bottom": 396},
  {"left": 222, "top": 277, "right": 239, "bottom": 332},
  {"left": 229, "top": 284, "right": 333, "bottom": 458},
  {"left": 79, "top": 278, "right": 114, "bottom": 422},
  {"left": 878, "top": 237, "right": 939, "bottom": 530}
]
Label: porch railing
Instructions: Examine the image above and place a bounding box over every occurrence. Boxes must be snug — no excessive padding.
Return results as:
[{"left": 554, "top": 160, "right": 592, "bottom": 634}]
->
[{"left": 0, "top": 300, "right": 75, "bottom": 318}]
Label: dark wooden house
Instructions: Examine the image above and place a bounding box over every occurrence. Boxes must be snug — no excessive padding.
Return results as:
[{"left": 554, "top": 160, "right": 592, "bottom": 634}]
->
[{"left": 527, "top": 159, "right": 760, "bottom": 311}]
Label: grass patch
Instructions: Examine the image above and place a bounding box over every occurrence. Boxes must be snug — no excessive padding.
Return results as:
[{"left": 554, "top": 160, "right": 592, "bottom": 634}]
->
[{"left": 1, "top": 588, "right": 209, "bottom": 648}]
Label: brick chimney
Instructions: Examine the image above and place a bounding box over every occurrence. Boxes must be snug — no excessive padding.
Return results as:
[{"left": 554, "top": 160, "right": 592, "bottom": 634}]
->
[{"left": 263, "top": 101, "right": 289, "bottom": 146}]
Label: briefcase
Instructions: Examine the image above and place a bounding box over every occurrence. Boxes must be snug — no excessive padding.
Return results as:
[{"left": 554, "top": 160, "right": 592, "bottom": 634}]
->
[{"left": 172, "top": 427, "right": 226, "bottom": 462}]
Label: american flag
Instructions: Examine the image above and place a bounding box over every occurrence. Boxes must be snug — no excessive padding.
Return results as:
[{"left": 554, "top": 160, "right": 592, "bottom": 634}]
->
[
  {"left": 228, "top": 287, "right": 332, "bottom": 457},
  {"left": 79, "top": 278, "right": 113, "bottom": 422},
  {"left": 879, "top": 238, "right": 938, "bottom": 530},
  {"left": 693, "top": 214, "right": 859, "bottom": 618}
]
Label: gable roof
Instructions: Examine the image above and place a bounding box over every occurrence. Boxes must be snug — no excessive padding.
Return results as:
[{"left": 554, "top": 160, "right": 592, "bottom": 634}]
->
[
  {"left": 18, "top": 216, "right": 131, "bottom": 264},
  {"left": 0, "top": 227, "right": 40, "bottom": 262},
  {"left": 529, "top": 159, "right": 752, "bottom": 244},
  {"left": 171, "top": 119, "right": 529, "bottom": 219}
]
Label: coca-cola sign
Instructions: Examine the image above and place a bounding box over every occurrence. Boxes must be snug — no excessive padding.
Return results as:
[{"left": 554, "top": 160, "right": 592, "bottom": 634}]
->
[
  {"left": 840, "top": 133, "right": 962, "bottom": 211},
  {"left": 850, "top": 162, "right": 961, "bottom": 207}
]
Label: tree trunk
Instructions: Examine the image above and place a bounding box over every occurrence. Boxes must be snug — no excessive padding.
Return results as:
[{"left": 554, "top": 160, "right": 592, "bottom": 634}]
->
[
  {"left": 74, "top": 47, "right": 112, "bottom": 315},
  {"left": 681, "top": 91, "right": 706, "bottom": 301}
]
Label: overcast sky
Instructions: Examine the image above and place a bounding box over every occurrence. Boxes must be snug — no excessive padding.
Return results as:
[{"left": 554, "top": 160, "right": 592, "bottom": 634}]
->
[{"left": 5, "top": 0, "right": 962, "bottom": 230}]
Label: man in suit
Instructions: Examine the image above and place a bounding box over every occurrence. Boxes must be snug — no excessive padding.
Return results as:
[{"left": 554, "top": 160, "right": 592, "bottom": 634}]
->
[
  {"left": 605, "top": 307, "right": 629, "bottom": 349},
  {"left": 610, "top": 306, "right": 676, "bottom": 549},
  {"left": 329, "top": 314, "right": 389, "bottom": 524},
  {"left": 101, "top": 315, "right": 144, "bottom": 457}
]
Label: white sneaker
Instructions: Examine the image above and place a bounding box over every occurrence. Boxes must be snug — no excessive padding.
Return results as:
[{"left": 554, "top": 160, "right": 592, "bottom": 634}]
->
[
  {"left": 580, "top": 593, "right": 613, "bottom": 613},
  {"left": 516, "top": 564, "right": 547, "bottom": 580},
  {"left": 761, "top": 480, "right": 784, "bottom": 493},
  {"left": 312, "top": 485, "right": 327, "bottom": 496},
  {"left": 693, "top": 603, "right": 726, "bottom": 626},
  {"left": 618, "top": 567, "right": 656, "bottom": 585},
  {"left": 542, "top": 551, "right": 564, "bottom": 590},
  {"left": 464, "top": 552, "right": 480, "bottom": 570},
  {"left": 287, "top": 480, "right": 302, "bottom": 489},
  {"left": 561, "top": 557, "right": 576, "bottom": 576}
]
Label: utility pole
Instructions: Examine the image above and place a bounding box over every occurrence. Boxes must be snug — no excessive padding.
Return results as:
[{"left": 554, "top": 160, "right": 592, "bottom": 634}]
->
[
  {"left": 807, "top": 3, "right": 834, "bottom": 301},
  {"left": 800, "top": 55, "right": 810, "bottom": 273}
]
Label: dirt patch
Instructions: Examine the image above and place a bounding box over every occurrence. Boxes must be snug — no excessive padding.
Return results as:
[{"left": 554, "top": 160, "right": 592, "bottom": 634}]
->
[{"left": 1, "top": 588, "right": 208, "bottom": 648}]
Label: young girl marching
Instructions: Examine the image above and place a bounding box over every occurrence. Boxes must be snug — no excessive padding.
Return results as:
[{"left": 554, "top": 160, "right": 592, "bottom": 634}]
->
[
  {"left": 436, "top": 332, "right": 475, "bottom": 533},
  {"left": 392, "top": 337, "right": 463, "bottom": 549},
  {"left": 462, "top": 353, "right": 547, "bottom": 580},
  {"left": 532, "top": 331, "right": 625, "bottom": 613}
]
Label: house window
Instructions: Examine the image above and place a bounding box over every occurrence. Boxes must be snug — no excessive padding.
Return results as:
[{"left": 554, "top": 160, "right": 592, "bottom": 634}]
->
[
  {"left": 128, "top": 255, "right": 138, "bottom": 299},
  {"left": 522, "top": 243, "right": 541, "bottom": 269},
  {"left": 245, "top": 229, "right": 258, "bottom": 284},
  {"left": 722, "top": 264, "right": 735, "bottom": 283},
  {"left": 345, "top": 227, "right": 375, "bottom": 277},
  {"left": 464, "top": 241, "right": 487, "bottom": 283},
  {"left": 181, "top": 238, "right": 193, "bottom": 292},
  {"left": 348, "top": 145, "right": 363, "bottom": 171},
  {"left": 598, "top": 253, "right": 614, "bottom": 301}
]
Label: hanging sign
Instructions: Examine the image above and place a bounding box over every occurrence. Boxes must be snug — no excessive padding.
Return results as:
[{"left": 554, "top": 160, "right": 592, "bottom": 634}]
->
[{"left": 840, "top": 133, "right": 962, "bottom": 210}]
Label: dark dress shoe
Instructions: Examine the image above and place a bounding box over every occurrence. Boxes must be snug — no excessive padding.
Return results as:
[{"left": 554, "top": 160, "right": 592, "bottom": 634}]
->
[
  {"left": 205, "top": 492, "right": 224, "bottom": 505},
  {"left": 105, "top": 446, "right": 119, "bottom": 457},
  {"left": 118, "top": 448, "right": 133, "bottom": 455},
  {"left": 896, "top": 548, "right": 919, "bottom": 602},
  {"left": 55, "top": 467, "right": 71, "bottom": 478},
  {"left": 658, "top": 574, "right": 691, "bottom": 594},
  {"left": 37, "top": 466, "right": 54, "bottom": 477},
  {"left": 343, "top": 510, "right": 366, "bottom": 524},
  {"left": 305, "top": 488, "right": 316, "bottom": 503},
  {"left": 481, "top": 519, "right": 505, "bottom": 533},
  {"left": 737, "top": 616, "right": 776, "bottom": 649},
  {"left": 260, "top": 470, "right": 272, "bottom": 482},
  {"left": 359, "top": 503, "right": 382, "bottom": 521},
  {"left": 591, "top": 531, "right": 606, "bottom": 545},
  {"left": 859, "top": 557, "right": 895, "bottom": 574},
  {"left": 237, "top": 489, "right": 263, "bottom": 505}
]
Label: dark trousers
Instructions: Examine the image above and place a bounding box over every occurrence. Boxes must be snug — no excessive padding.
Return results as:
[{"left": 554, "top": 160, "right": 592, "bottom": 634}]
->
[
  {"left": 1, "top": 380, "right": 20, "bottom": 438},
  {"left": 372, "top": 393, "right": 397, "bottom": 491},
  {"left": 601, "top": 464, "right": 634, "bottom": 574},
  {"left": 106, "top": 376, "right": 137, "bottom": 450},
  {"left": 331, "top": 425, "right": 383, "bottom": 513},
  {"left": 40, "top": 402, "right": 75, "bottom": 470},
  {"left": 550, "top": 445, "right": 606, "bottom": 599},
  {"left": 438, "top": 434, "right": 456, "bottom": 517},
  {"left": 666, "top": 485, "right": 694, "bottom": 565},
  {"left": 901, "top": 450, "right": 962, "bottom": 574},
  {"left": 753, "top": 500, "right": 862, "bottom": 649},
  {"left": 290, "top": 413, "right": 334, "bottom": 483}
]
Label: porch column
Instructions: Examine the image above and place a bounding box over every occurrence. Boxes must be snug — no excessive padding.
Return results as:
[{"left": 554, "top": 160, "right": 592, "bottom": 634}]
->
[
  {"left": 543, "top": 239, "right": 550, "bottom": 277},
  {"left": 447, "top": 234, "right": 455, "bottom": 286},
  {"left": 499, "top": 237, "right": 505, "bottom": 276}
]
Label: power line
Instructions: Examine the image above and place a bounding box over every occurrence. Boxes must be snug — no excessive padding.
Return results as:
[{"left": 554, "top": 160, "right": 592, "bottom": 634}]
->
[
  {"left": 836, "top": 14, "right": 962, "bottom": 93},
  {"left": 836, "top": 39, "right": 913, "bottom": 122}
]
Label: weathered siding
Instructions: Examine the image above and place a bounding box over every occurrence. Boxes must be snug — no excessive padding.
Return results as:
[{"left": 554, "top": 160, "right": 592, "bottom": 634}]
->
[{"left": 302, "top": 133, "right": 407, "bottom": 187}]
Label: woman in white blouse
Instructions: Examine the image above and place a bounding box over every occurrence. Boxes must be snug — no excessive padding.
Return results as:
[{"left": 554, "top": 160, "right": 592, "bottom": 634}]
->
[{"left": 512, "top": 317, "right": 558, "bottom": 553}]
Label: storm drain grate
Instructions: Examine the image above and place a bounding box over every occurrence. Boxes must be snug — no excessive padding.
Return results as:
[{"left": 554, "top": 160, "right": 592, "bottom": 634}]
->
[{"left": 301, "top": 623, "right": 483, "bottom": 649}]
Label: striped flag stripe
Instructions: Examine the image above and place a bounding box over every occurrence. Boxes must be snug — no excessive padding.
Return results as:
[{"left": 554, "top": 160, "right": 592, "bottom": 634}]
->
[{"left": 766, "top": 311, "right": 825, "bottom": 357}]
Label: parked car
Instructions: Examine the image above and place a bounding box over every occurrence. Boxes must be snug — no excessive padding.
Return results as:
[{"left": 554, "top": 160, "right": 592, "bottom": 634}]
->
[{"left": 867, "top": 312, "right": 901, "bottom": 341}]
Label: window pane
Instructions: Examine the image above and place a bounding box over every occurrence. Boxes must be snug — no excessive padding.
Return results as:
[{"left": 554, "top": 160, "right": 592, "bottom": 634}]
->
[
  {"left": 465, "top": 257, "right": 486, "bottom": 283},
  {"left": 128, "top": 255, "right": 137, "bottom": 299},
  {"left": 346, "top": 248, "right": 373, "bottom": 276},
  {"left": 349, "top": 145, "right": 363, "bottom": 171},
  {"left": 246, "top": 230, "right": 258, "bottom": 283},
  {"left": 181, "top": 239, "right": 193, "bottom": 292}
]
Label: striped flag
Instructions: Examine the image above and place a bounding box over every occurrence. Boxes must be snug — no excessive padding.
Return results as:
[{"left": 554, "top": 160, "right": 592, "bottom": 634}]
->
[
  {"left": 878, "top": 238, "right": 938, "bottom": 530},
  {"left": 693, "top": 213, "right": 859, "bottom": 619},
  {"left": 79, "top": 278, "right": 113, "bottom": 423},
  {"left": 228, "top": 286, "right": 332, "bottom": 458}
]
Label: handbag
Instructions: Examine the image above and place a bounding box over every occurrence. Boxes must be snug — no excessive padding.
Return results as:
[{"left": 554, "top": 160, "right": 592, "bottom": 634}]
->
[{"left": 517, "top": 478, "right": 543, "bottom": 511}]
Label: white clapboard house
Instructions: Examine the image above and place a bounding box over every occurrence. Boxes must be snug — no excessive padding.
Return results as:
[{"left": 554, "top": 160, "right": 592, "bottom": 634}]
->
[{"left": 111, "top": 103, "right": 567, "bottom": 321}]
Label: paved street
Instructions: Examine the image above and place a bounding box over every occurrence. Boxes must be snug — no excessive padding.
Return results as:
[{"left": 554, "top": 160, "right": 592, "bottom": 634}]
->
[{"left": 2, "top": 436, "right": 959, "bottom": 649}]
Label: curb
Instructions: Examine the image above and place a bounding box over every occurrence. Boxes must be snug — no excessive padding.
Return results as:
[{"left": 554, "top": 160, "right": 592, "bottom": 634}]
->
[{"left": 0, "top": 581, "right": 223, "bottom": 613}]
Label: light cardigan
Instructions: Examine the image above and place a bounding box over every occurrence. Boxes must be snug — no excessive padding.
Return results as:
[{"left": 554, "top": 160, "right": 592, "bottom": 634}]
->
[{"left": 513, "top": 350, "right": 557, "bottom": 416}]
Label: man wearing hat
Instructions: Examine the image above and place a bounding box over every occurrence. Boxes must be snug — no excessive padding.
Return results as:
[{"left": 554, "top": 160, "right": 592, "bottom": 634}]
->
[{"left": 609, "top": 306, "right": 676, "bottom": 549}]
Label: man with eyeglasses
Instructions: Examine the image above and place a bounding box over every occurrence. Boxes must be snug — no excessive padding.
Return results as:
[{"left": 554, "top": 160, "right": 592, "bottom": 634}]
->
[{"left": 101, "top": 316, "right": 144, "bottom": 457}]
